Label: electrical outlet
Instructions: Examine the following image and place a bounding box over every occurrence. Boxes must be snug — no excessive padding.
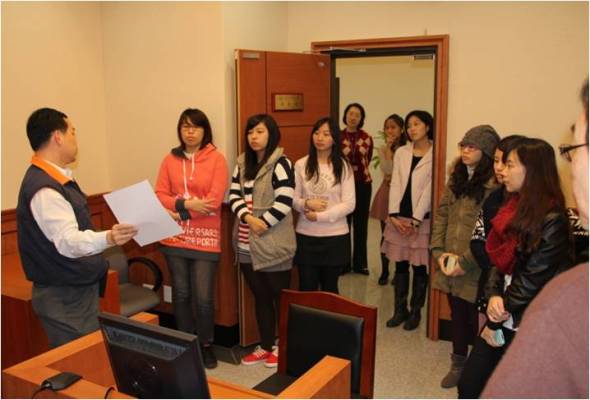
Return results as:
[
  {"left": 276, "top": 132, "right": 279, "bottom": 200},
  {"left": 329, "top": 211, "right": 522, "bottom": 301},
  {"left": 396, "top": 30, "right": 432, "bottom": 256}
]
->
[{"left": 163, "top": 285, "right": 172, "bottom": 303}]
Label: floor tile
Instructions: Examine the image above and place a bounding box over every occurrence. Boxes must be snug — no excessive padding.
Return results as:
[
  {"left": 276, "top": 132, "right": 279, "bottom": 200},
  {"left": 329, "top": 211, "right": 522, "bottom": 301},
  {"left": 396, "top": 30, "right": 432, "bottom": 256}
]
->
[{"left": 208, "top": 219, "right": 457, "bottom": 398}]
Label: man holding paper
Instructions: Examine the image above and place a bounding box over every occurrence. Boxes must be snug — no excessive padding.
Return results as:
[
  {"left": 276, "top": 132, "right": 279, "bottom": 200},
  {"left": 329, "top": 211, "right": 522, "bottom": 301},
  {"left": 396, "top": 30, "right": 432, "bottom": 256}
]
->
[{"left": 16, "top": 108, "right": 137, "bottom": 348}]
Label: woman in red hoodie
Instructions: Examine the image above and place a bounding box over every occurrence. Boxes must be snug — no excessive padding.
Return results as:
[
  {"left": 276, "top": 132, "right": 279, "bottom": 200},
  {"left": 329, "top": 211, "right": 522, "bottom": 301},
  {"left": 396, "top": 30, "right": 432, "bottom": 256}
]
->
[{"left": 155, "top": 108, "right": 228, "bottom": 370}]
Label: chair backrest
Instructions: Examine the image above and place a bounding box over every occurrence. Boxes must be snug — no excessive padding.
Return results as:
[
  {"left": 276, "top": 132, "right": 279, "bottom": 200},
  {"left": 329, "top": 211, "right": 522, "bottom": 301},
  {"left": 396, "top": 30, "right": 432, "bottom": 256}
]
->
[
  {"left": 102, "top": 246, "right": 129, "bottom": 284},
  {"left": 278, "top": 290, "right": 377, "bottom": 398}
]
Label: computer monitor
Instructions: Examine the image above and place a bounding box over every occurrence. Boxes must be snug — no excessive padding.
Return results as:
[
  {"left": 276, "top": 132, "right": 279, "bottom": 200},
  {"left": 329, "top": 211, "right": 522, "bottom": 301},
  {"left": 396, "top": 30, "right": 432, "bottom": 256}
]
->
[{"left": 98, "top": 312, "right": 210, "bottom": 399}]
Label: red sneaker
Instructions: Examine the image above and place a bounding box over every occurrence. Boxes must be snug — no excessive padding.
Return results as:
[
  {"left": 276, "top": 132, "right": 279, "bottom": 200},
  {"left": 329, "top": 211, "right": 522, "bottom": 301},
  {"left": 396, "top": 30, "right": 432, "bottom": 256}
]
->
[
  {"left": 241, "top": 346, "right": 271, "bottom": 365},
  {"left": 264, "top": 346, "right": 278, "bottom": 368}
]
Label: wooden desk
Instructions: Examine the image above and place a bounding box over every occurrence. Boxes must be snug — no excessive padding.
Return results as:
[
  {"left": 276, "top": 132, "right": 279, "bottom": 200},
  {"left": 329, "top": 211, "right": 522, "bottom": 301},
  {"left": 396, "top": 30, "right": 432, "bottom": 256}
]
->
[
  {"left": 2, "top": 312, "right": 351, "bottom": 399},
  {"left": 2, "top": 198, "right": 241, "bottom": 343},
  {"left": 1, "top": 252, "right": 120, "bottom": 369}
]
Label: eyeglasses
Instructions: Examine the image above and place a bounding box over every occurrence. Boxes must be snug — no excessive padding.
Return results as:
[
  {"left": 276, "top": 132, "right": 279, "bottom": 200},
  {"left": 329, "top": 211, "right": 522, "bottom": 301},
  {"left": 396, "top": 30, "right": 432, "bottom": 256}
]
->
[
  {"left": 559, "top": 143, "right": 588, "bottom": 162},
  {"left": 459, "top": 143, "right": 479, "bottom": 152}
]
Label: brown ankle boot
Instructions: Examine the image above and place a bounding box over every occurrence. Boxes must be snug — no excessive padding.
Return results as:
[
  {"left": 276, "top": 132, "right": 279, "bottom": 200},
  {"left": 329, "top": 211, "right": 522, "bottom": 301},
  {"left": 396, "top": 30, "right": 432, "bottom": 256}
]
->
[{"left": 440, "top": 353, "right": 467, "bottom": 388}]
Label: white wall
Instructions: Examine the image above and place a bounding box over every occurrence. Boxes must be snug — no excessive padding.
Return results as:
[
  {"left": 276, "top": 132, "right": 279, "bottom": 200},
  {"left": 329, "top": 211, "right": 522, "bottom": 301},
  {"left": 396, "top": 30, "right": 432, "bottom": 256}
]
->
[
  {"left": 100, "top": 2, "right": 226, "bottom": 191},
  {"left": 221, "top": 2, "right": 289, "bottom": 171},
  {"left": 1, "top": 2, "right": 291, "bottom": 208},
  {"left": 2, "top": 2, "right": 588, "bottom": 209},
  {"left": 1, "top": 2, "right": 110, "bottom": 207},
  {"left": 336, "top": 56, "right": 435, "bottom": 141},
  {"left": 336, "top": 55, "right": 435, "bottom": 200},
  {"left": 286, "top": 1, "right": 589, "bottom": 204}
]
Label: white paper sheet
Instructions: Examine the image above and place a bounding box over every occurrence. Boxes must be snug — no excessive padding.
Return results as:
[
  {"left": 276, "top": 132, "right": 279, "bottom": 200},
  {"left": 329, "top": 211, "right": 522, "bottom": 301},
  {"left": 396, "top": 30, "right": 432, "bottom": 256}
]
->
[{"left": 103, "top": 180, "right": 182, "bottom": 246}]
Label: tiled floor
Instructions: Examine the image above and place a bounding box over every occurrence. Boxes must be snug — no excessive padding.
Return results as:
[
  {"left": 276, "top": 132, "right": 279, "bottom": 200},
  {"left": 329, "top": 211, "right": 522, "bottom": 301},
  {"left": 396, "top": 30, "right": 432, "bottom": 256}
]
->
[{"left": 207, "top": 219, "right": 457, "bottom": 398}]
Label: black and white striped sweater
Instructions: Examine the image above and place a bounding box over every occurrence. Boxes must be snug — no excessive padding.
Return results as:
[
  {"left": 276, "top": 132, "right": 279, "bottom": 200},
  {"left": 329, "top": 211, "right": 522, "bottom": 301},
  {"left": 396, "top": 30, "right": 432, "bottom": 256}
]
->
[{"left": 229, "top": 156, "right": 294, "bottom": 251}]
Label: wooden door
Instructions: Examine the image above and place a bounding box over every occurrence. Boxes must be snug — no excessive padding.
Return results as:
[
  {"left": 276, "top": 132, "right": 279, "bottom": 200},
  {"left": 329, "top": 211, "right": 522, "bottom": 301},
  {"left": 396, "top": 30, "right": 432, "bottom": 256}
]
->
[{"left": 235, "top": 49, "right": 331, "bottom": 346}]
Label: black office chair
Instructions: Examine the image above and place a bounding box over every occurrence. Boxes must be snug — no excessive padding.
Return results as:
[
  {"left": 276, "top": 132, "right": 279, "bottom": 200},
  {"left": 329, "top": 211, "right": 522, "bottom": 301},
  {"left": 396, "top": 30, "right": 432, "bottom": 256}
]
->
[
  {"left": 102, "top": 246, "right": 163, "bottom": 317},
  {"left": 253, "top": 290, "right": 377, "bottom": 398}
]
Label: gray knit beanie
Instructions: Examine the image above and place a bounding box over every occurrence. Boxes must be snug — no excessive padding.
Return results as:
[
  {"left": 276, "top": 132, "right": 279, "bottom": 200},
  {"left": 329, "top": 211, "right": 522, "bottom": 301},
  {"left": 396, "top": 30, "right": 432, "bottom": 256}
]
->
[{"left": 460, "top": 125, "right": 500, "bottom": 158}]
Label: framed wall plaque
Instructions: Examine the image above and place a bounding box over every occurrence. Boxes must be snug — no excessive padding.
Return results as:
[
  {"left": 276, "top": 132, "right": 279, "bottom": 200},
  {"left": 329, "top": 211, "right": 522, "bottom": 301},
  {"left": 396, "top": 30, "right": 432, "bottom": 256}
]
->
[{"left": 272, "top": 93, "right": 304, "bottom": 112}]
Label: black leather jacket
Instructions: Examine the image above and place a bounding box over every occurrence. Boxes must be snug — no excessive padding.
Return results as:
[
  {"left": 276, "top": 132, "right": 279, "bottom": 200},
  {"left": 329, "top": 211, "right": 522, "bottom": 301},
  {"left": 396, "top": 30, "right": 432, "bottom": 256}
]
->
[{"left": 485, "top": 209, "right": 574, "bottom": 328}]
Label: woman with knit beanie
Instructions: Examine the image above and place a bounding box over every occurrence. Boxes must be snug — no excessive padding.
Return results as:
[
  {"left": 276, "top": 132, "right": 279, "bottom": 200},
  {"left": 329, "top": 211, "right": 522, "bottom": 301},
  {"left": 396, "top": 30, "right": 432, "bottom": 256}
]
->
[
  {"left": 457, "top": 138, "right": 572, "bottom": 398},
  {"left": 430, "top": 125, "right": 500, "bottom": 388}
]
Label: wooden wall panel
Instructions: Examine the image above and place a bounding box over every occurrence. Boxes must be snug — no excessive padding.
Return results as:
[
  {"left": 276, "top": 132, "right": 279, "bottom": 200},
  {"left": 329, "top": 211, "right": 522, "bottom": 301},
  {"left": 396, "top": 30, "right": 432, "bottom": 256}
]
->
[
  {"left": 4, "top": 200, "right": 238, "bottom": 325},
  {"left": 266, "top": 51, "right": 331, "bottom": 127},
  {"left": 279, "top": 126, "right": 312, "bottom": 164},
  {"left": 236, "top": 50, "right": 267, "bottom": 155},
  {"left": 235, "top": 50, "right": 331, "bottom": 346},
  {"left": 2, "top": 194, "right": 239, "bottom": 354}
]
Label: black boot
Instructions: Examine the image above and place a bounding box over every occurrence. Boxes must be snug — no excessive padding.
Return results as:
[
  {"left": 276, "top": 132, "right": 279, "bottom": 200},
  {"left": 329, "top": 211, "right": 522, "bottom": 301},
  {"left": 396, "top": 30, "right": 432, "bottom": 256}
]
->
[
  {"left": 403, "top": 273, "right": 428, "bottom": 331},
  {"left": 201, "top": 344, "right": 218, "bottom": 369},
  {"left": 378, "top": 253, "right": 390, "bottom": 285},
  {"left": 386, "top": 272, "right": 410, "bottom": 327}
]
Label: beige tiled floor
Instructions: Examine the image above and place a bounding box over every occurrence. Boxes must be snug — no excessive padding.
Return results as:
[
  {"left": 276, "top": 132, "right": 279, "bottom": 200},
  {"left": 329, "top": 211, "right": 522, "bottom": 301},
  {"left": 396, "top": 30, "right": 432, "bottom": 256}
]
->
[{"left": 207, "top": 219, "right": 456, "bottom": 398}]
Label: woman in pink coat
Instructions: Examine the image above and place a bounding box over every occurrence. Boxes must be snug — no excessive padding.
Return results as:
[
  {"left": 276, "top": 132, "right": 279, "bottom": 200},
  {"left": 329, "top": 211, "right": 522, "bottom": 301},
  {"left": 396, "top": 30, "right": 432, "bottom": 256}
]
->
[{"left": 382, "top": 110, "right": 433, "bottom": 331}]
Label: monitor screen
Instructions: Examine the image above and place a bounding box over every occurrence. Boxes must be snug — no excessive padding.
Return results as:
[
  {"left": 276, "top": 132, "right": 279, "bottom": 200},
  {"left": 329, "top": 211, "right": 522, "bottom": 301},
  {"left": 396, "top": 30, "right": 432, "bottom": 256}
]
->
[{"left": 98, "top": 312, "right": 210, "bottom": 399}]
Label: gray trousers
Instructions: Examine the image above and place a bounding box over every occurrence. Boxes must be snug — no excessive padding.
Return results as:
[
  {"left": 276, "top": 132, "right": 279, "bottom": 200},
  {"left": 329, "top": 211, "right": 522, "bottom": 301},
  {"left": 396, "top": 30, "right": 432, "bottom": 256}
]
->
[
  {"left": 165, "top": 255, "right": 217, "bottom": 344},
  {"left": 31, "top": 283, "right": 100, "bottom": 348}
]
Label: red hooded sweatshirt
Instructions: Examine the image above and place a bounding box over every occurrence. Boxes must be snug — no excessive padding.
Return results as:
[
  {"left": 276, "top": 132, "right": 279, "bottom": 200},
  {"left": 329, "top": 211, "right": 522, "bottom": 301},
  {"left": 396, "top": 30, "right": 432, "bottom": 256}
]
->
[{"left": 155, "top": 143, "right": 228, "bottom": 253}]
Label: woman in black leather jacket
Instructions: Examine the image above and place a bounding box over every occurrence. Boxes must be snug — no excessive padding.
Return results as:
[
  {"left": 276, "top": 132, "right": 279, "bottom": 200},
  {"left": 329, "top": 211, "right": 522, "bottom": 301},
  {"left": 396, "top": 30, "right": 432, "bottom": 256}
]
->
[
  {"left": 458, "top": 138, "right": 573, "bottom": 398},
  {"left": 470, "top": 135, "right": 526, "bottom": 314}
]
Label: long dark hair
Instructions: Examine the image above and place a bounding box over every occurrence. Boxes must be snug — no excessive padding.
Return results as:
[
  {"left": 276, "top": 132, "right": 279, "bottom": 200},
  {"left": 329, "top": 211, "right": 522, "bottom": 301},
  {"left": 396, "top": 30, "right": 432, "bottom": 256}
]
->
[
  {"left": 176, "top": 108, "right": 213, "bottom": 151},
  {"left": 384, "top": 113, "right": 406, "bottom": 151},
  {"left": 305, "top": 117, "right": 347, "bottom": 185},
  {"left": 506, "top": 138, "right": 566, "bottom": 253},
  {"left": 449, "top": 154, "right": 495, "bottom": 204},
  {"left": 244, "top": 114, "right": 281, "bottom": 180},
  {"left": 497, "top": 135, "right": 526, "bottom": 156}
]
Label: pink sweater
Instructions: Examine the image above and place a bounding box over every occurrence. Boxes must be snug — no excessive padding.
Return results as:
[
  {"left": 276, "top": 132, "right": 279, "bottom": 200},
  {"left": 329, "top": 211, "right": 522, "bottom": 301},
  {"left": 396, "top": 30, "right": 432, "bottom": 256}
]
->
[
  {"left": 155, "top": 143, "right": 228, "bottom": 253},
  {"left": 293, "top": 156, "right": 355, "bottom": 237}
]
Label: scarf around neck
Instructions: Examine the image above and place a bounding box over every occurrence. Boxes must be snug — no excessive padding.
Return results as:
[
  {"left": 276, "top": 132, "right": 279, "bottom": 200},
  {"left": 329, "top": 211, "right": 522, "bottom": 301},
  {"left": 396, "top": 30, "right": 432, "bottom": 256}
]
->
[{"left": 486, "top": 195, "right": 520, "bottom": 275}]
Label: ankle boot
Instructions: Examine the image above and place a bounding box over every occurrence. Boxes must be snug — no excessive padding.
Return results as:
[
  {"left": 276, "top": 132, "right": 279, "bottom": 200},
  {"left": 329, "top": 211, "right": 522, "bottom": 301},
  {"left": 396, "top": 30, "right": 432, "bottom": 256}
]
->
[
  {"left": 403, "top": 273, "right": 428, "bottom": 331},
  {"left": 386, "top": 272, "right": 409, "bottom": 327},
  {"left": 440, "top": 353, "right": 467, "bottom": 388},
  {"left": 201, "top": 344, "right": 218, "bottom": 369},
  {"left": 378, "top": 253, "right": 390, "bottom": 285}
]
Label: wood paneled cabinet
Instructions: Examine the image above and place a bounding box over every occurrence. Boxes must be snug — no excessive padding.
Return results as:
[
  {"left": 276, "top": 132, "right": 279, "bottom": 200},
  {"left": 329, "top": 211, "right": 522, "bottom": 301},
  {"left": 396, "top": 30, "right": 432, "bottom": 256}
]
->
[
  {"left": 2, "top": 312, "right": 351, "bottom": 399},
  {"left": 1, "top": 197, "right": 239, "bottom": 369}
]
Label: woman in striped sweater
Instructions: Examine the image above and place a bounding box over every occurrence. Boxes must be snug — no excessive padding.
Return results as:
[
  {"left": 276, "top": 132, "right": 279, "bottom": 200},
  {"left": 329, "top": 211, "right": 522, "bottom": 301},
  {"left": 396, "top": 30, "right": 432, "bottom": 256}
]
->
[{"left": 229, "top": 114, "right": 296, "bottom": 369}]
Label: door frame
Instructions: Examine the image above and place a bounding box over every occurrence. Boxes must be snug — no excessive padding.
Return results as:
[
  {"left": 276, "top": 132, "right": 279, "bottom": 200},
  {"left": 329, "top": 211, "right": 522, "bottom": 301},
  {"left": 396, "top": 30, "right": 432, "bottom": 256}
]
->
[{"left": 311, "top": 35, "right": 449, "bottom": 341}]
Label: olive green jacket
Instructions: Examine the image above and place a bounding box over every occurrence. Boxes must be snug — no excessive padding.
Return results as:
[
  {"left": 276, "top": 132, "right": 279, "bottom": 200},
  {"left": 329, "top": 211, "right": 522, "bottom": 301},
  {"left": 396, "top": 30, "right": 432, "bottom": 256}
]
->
[{"left": 430, "top": 178, "right": 498, "bottom": 303}]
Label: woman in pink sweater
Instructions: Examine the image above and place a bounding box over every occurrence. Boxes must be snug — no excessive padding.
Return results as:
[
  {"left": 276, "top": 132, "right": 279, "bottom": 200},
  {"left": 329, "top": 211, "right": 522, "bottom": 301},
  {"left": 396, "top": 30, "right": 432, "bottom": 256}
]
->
[
  {"left": 155, "top": 108, "right": 228, "bottom": 370},
  {"left": 293, "top": 117, "right": 355, "bottom": 293}
]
